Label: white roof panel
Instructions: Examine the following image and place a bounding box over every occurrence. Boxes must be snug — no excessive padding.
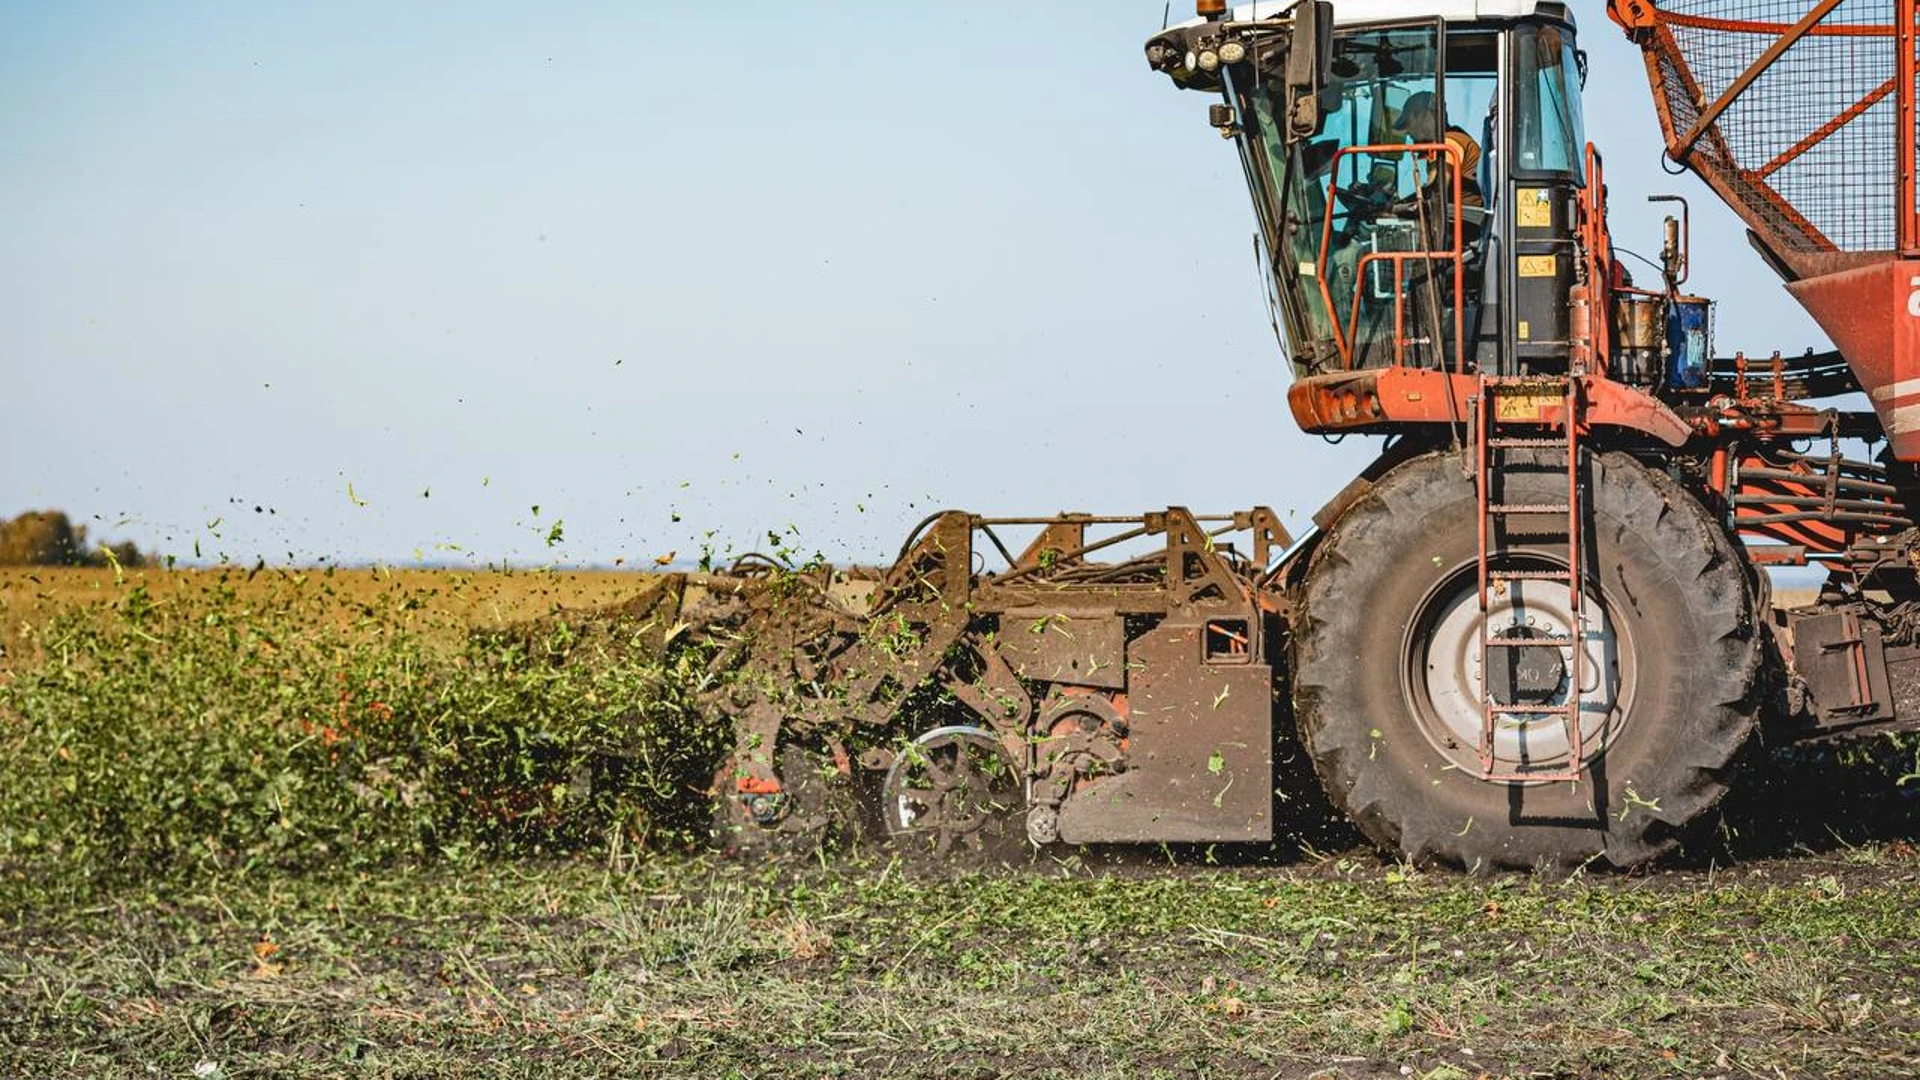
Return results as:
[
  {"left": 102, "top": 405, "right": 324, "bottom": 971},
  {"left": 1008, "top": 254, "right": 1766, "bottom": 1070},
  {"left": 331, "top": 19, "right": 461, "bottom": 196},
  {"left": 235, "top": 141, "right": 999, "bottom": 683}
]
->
[{"left": 1186, "top": 0, "right": 1556, "bottom": 29}]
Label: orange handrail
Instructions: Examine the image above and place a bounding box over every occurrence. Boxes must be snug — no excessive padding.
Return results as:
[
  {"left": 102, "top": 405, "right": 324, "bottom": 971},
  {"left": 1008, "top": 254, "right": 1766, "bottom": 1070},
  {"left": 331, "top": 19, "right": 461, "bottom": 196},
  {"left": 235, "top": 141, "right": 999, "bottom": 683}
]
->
[
  {"left": 1578, "top": 142, "right": 1614, "bottom": 377},
  {"left": 1314, "top": 142, "right": 1466, "bottom": 372}
]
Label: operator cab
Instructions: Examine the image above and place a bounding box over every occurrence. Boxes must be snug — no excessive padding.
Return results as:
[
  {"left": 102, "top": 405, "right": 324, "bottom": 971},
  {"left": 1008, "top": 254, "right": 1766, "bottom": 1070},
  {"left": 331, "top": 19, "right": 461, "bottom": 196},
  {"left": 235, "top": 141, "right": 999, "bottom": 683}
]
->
[{"left": 1147, "top": 0, "right": 1586, "bottom": 378}]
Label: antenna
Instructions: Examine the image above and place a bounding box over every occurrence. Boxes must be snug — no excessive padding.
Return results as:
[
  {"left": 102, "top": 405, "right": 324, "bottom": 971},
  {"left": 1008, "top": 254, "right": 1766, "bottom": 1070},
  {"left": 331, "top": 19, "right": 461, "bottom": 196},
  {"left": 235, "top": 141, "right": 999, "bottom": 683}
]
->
[{"left": 1162, "top": 1, "right": 1171, "bottom": 30}]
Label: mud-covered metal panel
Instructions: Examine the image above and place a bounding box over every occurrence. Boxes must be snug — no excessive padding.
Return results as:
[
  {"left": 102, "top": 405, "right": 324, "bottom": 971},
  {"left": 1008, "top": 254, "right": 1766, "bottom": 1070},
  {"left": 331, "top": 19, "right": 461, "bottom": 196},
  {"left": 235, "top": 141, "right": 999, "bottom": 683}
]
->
[
  {"left": 995, "top": 610, "right": 1127, "bottom": 691},
  {"left": 1057, "top": 620, "right": 1274, "bottom": 843},
  {"left": 1789, "top": 607, "right": 1895, "bottom": 732}
]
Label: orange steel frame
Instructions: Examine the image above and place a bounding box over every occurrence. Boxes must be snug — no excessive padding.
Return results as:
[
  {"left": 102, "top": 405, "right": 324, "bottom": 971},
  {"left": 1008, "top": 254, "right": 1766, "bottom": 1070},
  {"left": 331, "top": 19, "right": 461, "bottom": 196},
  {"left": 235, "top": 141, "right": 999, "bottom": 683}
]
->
[
  {"left": 1901, "top": 0, "right": 1917, "bottom": 253},
  {"left": 1756, "top": 76, "right": 1897, "bottom": 181},
  {"left": 1667, "top": 0, "right": 1848, "bottom": 163},
  {"left": 1284, "top": 365, "right": 1697, "bottom": 442},
  {"left": 1610, "top": 0, "right": 1920, "bottom": 256}
]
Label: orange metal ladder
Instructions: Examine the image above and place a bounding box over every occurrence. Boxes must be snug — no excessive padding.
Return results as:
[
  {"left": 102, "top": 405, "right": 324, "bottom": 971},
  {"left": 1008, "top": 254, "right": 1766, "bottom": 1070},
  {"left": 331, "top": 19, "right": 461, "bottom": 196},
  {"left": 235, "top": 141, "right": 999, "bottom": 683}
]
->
[{"left": 1473, "top": 373, "right": 1588, "bottom": 783}]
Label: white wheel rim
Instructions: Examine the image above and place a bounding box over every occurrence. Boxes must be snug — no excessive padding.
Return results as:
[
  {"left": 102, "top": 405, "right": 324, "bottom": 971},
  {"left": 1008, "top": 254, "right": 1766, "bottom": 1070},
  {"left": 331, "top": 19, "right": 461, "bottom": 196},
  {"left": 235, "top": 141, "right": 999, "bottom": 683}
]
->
[{"left": 1409, "top": 564, "right": 1633, "bottom": 775}]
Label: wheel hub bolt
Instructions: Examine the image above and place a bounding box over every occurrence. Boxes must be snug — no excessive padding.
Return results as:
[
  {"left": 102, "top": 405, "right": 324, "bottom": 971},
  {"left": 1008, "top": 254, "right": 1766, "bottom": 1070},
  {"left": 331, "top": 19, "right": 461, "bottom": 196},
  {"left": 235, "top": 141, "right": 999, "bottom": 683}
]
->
[
  {"left": 746, "top": 794, "right": 784, "bottom": 825},
  {"left": 1487, "top": 628, "right": 1567, "bottom": 706}
]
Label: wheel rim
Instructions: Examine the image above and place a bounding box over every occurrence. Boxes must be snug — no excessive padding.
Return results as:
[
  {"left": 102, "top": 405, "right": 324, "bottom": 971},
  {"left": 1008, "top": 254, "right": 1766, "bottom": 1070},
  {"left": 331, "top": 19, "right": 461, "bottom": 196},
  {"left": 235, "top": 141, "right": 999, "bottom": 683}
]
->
[
  {"left": 1403, "top": 559, "right": 1635, "bottom": 777},
  {"left": 882, "top": 726, "right": 1022, "bottom": 857}
]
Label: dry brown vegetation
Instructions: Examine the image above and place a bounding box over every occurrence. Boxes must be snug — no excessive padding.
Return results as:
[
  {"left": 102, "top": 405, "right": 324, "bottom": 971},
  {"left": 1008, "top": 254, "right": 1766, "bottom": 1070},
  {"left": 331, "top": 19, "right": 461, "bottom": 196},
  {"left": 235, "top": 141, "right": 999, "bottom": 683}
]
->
[{"left": 0, "top": 565, "right": 651, "bottom": 659}]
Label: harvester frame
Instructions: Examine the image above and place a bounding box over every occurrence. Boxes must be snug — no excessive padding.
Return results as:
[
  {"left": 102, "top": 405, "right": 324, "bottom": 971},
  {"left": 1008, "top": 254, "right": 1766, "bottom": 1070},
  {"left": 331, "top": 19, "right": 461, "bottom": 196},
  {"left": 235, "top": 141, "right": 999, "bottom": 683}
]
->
[
  {"left": 708, "top": 508, "right": 1293, "bottom": 856},
  {"left": 694, "top": 0, "right": 1920, "bottom": 870}
]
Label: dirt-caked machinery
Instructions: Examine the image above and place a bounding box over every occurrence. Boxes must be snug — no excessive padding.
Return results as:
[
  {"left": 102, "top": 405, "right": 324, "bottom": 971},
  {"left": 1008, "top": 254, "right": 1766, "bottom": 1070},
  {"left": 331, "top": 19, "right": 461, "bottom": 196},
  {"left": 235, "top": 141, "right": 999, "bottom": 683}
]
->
[{"left": 687, "top": 0, "right": 1920, "bottom": 869}]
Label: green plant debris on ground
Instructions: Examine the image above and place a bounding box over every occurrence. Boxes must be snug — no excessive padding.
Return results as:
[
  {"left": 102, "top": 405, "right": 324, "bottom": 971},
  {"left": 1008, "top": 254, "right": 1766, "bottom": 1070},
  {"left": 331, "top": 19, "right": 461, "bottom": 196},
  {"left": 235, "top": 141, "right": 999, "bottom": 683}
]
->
[
  {"left": 2, "top": 568, "right": 1919, "bottom": 1077},
  {"left": 2, "top": 855, "right": 1918, "bottom": 1078}
]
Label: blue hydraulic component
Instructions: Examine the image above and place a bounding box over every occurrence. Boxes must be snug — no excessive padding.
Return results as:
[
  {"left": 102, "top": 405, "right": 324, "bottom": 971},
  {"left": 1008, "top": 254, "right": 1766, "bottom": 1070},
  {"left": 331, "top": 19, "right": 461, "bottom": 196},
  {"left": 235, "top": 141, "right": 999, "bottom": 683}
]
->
[{"left": 1666, "top": 296, "right": 1711, "bottom": 390}]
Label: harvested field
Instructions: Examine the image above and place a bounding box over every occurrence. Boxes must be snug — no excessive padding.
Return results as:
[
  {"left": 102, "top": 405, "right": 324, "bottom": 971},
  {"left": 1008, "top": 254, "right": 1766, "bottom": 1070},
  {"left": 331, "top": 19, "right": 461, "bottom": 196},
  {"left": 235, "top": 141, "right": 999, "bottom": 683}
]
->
[
  {"left": 1, "top": 567, "right": 1917, "bottom": 1078},
  {"left": 4, "top": 853, "right": 1919, "bottom": 1078}
]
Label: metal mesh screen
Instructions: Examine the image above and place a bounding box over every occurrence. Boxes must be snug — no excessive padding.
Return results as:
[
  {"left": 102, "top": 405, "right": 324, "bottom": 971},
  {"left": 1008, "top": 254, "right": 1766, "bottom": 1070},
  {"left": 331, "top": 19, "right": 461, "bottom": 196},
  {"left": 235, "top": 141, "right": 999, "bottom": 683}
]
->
[{"left": 1633, "top": 0, "right": 1904, "bottom": 253}]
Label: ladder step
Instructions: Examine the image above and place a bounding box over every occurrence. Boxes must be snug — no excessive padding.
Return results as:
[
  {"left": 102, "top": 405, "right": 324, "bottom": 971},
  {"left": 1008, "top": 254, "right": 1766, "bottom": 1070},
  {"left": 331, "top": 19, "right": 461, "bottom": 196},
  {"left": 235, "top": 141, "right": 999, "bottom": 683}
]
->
[
  {"left": 1487, "top": 702, "right": 1581, "bottom": 716},
  {"left": 1487, "top": 569, "right": 1573, "bottom": 582},
  {"left": 1487, "top": 502, "right": 1572, "bottom": 514},
  {"left": 1486, "top": 438, "right": 1571, "bottom": 449}
]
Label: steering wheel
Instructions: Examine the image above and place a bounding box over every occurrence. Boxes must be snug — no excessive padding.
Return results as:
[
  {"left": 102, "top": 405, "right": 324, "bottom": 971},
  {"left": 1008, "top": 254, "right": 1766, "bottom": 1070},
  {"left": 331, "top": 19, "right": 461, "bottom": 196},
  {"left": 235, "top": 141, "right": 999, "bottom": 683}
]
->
[
  {"left": 1332, "top": 182, "right": 1394, "bottom": 214},
  {"left": 1327, "top": 180, "right": 1395, "bottom": 245}
]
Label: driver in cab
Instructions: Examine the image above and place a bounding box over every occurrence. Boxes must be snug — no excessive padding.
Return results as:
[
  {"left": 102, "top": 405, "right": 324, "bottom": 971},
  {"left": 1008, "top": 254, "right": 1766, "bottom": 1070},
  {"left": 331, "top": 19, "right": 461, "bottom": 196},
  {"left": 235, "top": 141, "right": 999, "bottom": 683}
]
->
[{"left": 1392, "top": 90, "right": 1483, "bottom": 210}]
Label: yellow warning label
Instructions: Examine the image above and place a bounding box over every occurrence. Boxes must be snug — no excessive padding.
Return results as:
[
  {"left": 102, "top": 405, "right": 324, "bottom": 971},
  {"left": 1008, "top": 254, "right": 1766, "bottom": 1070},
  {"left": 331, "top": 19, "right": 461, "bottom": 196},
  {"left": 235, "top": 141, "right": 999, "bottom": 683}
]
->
[
  {"left": 1517, "top": 320, "right": 1531, "bottom": 340},
  {"left": 1519, "top": 254, "right": 1557, "bottom": 278},
  {"left": 1494, "top": 390, "right": 1556, "bottom": 421},
  {"left": 1517, "top": 189, "right": 1553, "bottom": 228}
]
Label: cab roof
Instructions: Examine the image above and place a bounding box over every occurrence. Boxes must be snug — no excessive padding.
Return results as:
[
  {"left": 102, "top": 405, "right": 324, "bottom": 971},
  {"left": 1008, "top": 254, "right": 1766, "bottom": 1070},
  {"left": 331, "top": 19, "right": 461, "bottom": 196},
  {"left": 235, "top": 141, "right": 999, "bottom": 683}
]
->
[{"left": 1183, "top": 0, "right": 1566, "bottom": 29}]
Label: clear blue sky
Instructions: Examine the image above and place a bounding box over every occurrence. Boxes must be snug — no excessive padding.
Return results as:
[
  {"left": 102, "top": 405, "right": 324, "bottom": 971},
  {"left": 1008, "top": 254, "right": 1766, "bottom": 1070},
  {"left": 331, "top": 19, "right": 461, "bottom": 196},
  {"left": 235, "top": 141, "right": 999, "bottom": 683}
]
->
[{"left": 2, "top": 2, "right": 1830, "bottom": 567}]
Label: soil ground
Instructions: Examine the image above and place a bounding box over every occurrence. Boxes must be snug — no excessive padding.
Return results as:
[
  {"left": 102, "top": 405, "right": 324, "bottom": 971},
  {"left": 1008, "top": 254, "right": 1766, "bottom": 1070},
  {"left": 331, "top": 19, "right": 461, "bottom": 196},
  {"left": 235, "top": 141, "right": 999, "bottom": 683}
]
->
[{"left": 3, "top": 845, "right": 1917, "bottom": 1079}]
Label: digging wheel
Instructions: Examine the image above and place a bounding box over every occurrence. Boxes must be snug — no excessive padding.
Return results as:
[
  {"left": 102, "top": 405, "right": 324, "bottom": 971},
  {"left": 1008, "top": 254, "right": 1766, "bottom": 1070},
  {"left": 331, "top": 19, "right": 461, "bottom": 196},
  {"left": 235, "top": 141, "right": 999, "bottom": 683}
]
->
[
  {"left": 1292, "top": 449, "right": 1760, "bottom": 869},
  {"left": 882, "top": 726, "right": 1024, "bottom": 863},
  {"left": 713, "top": 737, "right": 863, "bottom": 856}
]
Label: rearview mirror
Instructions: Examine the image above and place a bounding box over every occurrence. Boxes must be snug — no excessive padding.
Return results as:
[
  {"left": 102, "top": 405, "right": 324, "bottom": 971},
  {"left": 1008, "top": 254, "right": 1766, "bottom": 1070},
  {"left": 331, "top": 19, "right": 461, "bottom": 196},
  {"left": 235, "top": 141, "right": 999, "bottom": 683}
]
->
[{"left": 1285, "top": 1, "right": 1334, "bottom": 141}]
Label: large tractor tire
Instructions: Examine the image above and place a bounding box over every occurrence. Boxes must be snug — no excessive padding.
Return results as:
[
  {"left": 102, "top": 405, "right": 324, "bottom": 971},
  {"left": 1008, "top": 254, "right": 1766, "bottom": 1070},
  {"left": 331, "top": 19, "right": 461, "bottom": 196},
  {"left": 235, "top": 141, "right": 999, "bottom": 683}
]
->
[{"left": 1292, "top": 449, "right": 1760, "bottom": 870}]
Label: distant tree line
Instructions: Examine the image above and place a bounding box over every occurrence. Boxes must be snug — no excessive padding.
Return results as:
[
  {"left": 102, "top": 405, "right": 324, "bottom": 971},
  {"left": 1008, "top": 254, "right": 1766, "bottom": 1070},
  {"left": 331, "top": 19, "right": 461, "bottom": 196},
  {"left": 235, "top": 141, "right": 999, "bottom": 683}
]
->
[{"left": 0, "top": 510, "right": 148, "bottom": 568}]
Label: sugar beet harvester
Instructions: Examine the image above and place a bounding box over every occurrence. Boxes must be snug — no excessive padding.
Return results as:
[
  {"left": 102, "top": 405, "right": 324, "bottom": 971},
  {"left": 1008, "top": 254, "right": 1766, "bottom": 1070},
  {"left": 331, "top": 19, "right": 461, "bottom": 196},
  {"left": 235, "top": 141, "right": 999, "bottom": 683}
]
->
[{"left": 691, "top": 0, "right": 1920, "bottom": 870}]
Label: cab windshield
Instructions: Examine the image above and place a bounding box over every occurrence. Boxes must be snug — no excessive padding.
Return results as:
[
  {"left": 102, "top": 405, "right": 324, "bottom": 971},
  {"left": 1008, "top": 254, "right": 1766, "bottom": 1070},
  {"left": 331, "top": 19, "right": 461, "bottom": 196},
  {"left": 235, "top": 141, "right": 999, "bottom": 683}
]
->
[{"left": 1236, "top": 22, "right": 1492, "bottom": 374}]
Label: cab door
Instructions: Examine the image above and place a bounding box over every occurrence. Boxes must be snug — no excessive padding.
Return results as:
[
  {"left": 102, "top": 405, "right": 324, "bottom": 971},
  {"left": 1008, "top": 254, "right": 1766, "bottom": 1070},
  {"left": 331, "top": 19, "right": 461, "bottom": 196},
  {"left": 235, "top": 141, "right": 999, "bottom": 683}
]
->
[{"left": 1502, "top": 20, "right": 1588, "bottom": 373}]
